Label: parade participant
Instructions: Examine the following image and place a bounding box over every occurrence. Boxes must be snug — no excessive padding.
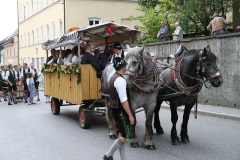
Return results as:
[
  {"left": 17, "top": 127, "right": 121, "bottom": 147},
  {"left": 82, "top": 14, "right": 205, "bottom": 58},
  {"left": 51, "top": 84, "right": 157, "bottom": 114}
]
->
[
  {"left": 64, "top": 49, "right": 74, "bottom": 66},
  {"left": 81, "top": 43, "right": 102, "bottom": 78},
  {"left": 14, "top": 65, "right": 21, "bottom": 84},
  {"left": 45, "top": 49, "right": 56, "bottom": 64},
  {"left": 0, "top": 68, "right": 3, "bottom": 102},
  {"left": 108, "top": 42, "right": 126, "bottom": 64},
  {"left": 1, "top": 66, "right": 7, "bottom": 101},
  {"left": 5, "top": 64, "right": 18, "bottom": 105},
  {"left": 207, "top": 13, "right": 233, "bottom": 35},
  {"left": 57, "top": 50, "right": 67, "bottom": 65},
  {"left": 71, "top": 46, "right": 79, "bottom": 63},
  {"left": 103, "top": 57, "right": 134, "bottom": 160},
  {"left": 47, "top": 50, "right": 59, "bottom": 66},
  {"left": 26, "top": 72, "right": 36, "bottom": 105},
  {"left": 172, "top": 22, "right": 183, "bottom": 40},
  {"left": 21, "top": 63, "right": 34, "bottom": 103},
  {"left": 30, "top": 63, "right": 40, "bottom": 101}
]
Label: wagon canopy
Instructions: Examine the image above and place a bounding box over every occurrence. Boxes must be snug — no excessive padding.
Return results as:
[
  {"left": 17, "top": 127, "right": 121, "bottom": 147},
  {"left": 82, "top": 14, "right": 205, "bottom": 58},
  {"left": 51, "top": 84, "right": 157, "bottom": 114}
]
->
[{"left": 41, "top": 22, "right": 142, "bottom": 50}]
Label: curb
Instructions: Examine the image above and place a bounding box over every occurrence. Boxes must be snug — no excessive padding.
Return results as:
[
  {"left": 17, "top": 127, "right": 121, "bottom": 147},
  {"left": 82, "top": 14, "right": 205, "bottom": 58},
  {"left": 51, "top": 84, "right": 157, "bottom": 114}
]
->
[{"left": 161, "top": 104, "right": 240, "bottom": 122}]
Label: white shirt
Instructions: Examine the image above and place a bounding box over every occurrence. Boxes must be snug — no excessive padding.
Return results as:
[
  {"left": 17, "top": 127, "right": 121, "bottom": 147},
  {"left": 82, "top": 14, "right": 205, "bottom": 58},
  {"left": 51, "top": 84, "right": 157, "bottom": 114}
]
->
[
  {"left": 30, "top": 68, "right": 40, "bottom": 77},
  {"left": 173, "top": 26, "right": 183, "bottom": 41},
  {"left": 20, "top": 68, "right": 34, "bottom": 78},
  {"left": 57, "top": 57, "right": 67, "bottom": 65},
  {"left": 72, "top": 55, "right": 79, "bottom": 63},
  {"left": 14, "top": 69, "right": 19, "bottom": 79},
  {"left": 1, "top": 71, "right": 6, "bottom": 80},
  {"left": 26, "top": 78, "right": 34, "bottom": 85},
  {"left": 5, "top": 70, "right": 17, "bottom": 80},
  {"left": 114, "top": 76, "right": 128, "bottom": 103},
  {"left": 109, "top": 50, "right": 127, "bottom": 64}
]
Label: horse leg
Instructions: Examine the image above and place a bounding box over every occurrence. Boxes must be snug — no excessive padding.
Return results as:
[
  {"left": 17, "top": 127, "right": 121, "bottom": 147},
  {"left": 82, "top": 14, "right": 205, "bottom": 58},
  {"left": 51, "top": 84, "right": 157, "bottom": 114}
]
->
[
  {"left": 106, "top": 100, "right": 117, "bottom": 139},
  {"left": 180, "top": 104, "right": 193, "bottom": 144},
  {"left": 170, "top": 104, "right": 181, "bottom": 145},
  {"left": 130, "top": 109, "right": 139, "bottom": 148},
  {"left": 154, "top": 100, "right": 164, "bottom": 134},
  {"left": 143, "top": 108, "right": 156, "bottom": 150}
]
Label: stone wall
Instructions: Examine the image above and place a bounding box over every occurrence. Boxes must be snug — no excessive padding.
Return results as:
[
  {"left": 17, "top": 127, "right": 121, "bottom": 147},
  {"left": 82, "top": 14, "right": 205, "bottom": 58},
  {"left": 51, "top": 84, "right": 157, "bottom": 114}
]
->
[{"left": 144, "top": 33, "right": 240, "bottom": 109}]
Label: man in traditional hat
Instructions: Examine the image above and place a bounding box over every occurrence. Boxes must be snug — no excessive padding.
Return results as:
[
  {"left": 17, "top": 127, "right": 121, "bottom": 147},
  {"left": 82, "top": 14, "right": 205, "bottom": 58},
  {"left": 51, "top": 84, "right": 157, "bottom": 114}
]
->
[
  {"left": 5, "top": 64, "right": 18, "bottom": 105},
  {"left": 108, "top": 42, "right": 127, "bottom": 64},
  {"left": 207, "top": 13, "right": 232, "bottom": 35},
  {"left": 103, "top": 57, "right": 135, "bottom": 160},
  {"left": 1, "top": 66, "right": 7, "bottom": 101}
]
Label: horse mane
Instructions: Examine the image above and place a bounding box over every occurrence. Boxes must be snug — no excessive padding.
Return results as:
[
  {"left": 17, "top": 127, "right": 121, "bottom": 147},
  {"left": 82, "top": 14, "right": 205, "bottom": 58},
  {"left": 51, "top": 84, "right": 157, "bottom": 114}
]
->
[
  {"left": 185, "top": 49, "right": 217, "bottom": 63},
  {"left": 125, "top": 47, "right": 142, "bottom": 60}
]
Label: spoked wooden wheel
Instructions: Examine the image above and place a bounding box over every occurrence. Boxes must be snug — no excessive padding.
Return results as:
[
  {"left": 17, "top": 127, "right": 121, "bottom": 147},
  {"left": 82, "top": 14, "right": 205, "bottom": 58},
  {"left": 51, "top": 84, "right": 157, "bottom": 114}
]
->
[
  {"left": 51, "top": 98, "right": 60, "bottom": 115},
  {"left": 78, "top": 106, "right": 91, "bottom": 129}
]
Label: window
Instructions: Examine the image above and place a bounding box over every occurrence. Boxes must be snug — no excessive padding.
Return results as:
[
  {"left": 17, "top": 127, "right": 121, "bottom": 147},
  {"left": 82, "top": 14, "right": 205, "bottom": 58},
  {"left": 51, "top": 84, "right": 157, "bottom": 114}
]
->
[
  {"left": 15, "top": 47, "right": 17, "bottom": 56},
  {"left": 36, "top": 28, "right": 39, "bottom": 44},
  {"left": 46, "top": 24, "right": 49, "bottom": 39},
  {"left": 32, "top": 30, "right": 34, "bottom": 45},
  {"left": 36, "top": 58, "right": 40, "bottom": 70},
  {"left": 12, "top": 48, "right": 14, "bottom": 57},
  {"left": 28, "top": 58, "right": 30, "bottom": 65},
  {"left": 41, "top": 26, "right": 43, "bottom": 41},
  {"left": 41, "top": 57, "right": 44, "bottom": 68},
  {"left": 24, "top": 33, "right": 26, "bottom": 46},
  {"left": 21, "top": 35, "right": 23, "bottom": 47},
  {"left": 10, "top": 49, "right": 12, "bottom": 57},
  {"left": 36, "top": 48, "right": 38, "bottom": 54},
  {"left": 41, "top": 0, "right": 43, "bottom": 10},
  {"left": 6, "top": 50, "right": 8, "bottom": 57},
  {"left": 52, "top": 0, "right": 54, "bottom": 4},
  {"left": 23, "top": 6, "right": 25, "bottom": 20},
  {"left": 36, "top": 0, "right": 38, "bottom": 12},
  {"left": 52, "top": 22, "right": 55, "bottom": 37},
  {"left": 31, "top": 0, "right": 33, "bottom": 16},
  {"left": 28, "top": 32, "right": 30, "bottom": 46},
  {"left": 32, "top": 58, "right": 35, "bottom": 63},
  {"left": 20, "top": 8, "right": 22, "bottom": 22},
  {"left": 59, "top": 19, "right": 63, "bottom": 35},
  {"left": 88, "top": 18, "right": 101, "bottom": 26},
  {"left": 46, "top": 0, "right": 48, "bottom": 7},
  {"left": 27, "top": 3, "right": 29, "bottom": 18}
]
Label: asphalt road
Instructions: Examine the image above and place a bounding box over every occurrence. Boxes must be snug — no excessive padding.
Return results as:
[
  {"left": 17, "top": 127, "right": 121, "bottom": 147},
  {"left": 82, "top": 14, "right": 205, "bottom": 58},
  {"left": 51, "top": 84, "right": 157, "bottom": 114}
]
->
[{"left": 0, "top": 91, "right": 239, "bottom": 160}]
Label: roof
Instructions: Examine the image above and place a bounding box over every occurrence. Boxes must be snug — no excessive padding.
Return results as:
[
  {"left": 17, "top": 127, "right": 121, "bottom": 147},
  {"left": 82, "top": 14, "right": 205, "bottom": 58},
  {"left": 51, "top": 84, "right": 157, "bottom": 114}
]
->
[
  {"left": 2, "top": 29, "right": 18, "bottom": 46},
  {"left": 42, "top": 22, "right": 142, "bottom": 50}
]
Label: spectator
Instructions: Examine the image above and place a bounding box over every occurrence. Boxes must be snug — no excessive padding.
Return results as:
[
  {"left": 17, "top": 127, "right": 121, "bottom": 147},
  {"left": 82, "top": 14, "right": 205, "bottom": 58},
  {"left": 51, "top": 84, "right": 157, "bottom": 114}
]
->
[
  {"left": 207, "top": 13, "right": 233, "bottom": 36},
  {"left": 236, "top": 26, "right": 240, "bottom": 30},
  {"left": 172, "top": 22, "right": 183, "bottom": 41},
  {"left": 158, "top": 21, "right": 168, "bottom": 42},
  {"left": 57, "top": 50, "right": 66, "bottom": 65},
  {"left": 94, "top": 48, "right": 100, "bottom": 61},
  {"left": 47, "top": 49, "right": 58, "bottom": 66},
  {"left": 46, "top": 49, "right": 55, "bottom": 64},
  {"left": 81, "top": 43, "right": 102, "bottom": 78},
  {"left": 64, "top": 49, "right": 74, "bottom": 66},
  {"left": 72, "top": 46, "right": 79, "bottom": 64}
]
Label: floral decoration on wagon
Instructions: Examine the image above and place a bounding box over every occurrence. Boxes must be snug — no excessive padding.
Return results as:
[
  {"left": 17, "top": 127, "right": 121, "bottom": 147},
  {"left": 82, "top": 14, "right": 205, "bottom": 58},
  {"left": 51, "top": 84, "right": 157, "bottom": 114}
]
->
[{"left": 41, "top": 63, "right": 82, "bottom": 84}]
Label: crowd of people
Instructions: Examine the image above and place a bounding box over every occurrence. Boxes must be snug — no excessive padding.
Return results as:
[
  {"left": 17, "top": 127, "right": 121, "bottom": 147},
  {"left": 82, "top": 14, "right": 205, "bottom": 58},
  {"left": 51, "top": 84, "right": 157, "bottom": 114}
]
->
[{"left": 157, "top": 12, "right": 235, "bottom": 42}]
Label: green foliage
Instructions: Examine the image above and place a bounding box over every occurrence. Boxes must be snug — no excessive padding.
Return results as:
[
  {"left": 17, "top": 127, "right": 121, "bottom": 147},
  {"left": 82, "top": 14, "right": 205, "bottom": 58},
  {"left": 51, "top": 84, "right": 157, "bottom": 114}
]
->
[{"left": 131, "top": 0, "right": 237, "bottom": 43}]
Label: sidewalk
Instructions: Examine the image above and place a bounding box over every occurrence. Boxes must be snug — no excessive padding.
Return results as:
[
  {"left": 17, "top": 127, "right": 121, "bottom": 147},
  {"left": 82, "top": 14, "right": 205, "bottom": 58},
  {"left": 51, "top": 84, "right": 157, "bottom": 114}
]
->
[
  {"left": 161, "top": 102, "right": 240, "bottom": 121},
  {"left": 39, "top": 86, "right": 240, "bottom": 122}
]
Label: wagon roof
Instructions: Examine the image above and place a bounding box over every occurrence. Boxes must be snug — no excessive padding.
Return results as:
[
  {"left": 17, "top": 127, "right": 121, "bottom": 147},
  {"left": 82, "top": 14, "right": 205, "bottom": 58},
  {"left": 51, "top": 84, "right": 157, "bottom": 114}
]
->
[{"left": 41, "top": 22, "right": 142, "bottom": 50}]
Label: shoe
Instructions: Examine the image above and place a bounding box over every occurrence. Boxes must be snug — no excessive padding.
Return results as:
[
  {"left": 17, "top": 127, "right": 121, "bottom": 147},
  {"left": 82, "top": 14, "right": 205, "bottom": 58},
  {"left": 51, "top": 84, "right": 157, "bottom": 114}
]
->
[
  {"left": 32, "top": 103, "right": 36, "bottom": 104},
  {"left": 14, "top": 102, "right": 17, "bottom": 104},
  {"left": 25, "top": 101, "right": 28, "bottom": 103},
  {"left": 37, "top": 98, "right": 40, "bottom": 101},
  {"left": 28, "top": 103, "right": 32, "bottom": 105},
  {"left": 8, "top": 103, "right": 13, "bottom": 105},
  {"left": 48, "top": 101, "right": 51, "bottom": 103},
  {"left": 4, "top": 99, "right": 7, "bottom": 101},
  {"left": 103, "top": 155, "right": 113, "bottom": 160}
]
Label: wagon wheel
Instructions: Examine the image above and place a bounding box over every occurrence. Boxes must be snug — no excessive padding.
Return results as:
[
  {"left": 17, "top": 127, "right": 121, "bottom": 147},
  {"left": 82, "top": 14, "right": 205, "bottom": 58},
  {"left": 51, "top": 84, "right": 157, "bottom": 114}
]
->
[
  {"left": 51, "top": 98, "right": 60, "bottom": 115},
  {"left": 78, "top": 106, "right": 91, "bottom": 129}
]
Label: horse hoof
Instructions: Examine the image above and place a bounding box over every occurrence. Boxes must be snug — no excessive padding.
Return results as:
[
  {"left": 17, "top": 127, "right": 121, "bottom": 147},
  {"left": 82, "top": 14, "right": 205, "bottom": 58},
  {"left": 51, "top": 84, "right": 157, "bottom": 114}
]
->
[
  {"left": 109, "top": 135, "right": 117, "bottom": 139},
  {"left": 172, "top": 138, "right": 181, "bottom": 146},
  {"left": 145, "top": 145, "right": 156, "bottom": 150},
  {"left": 130, "top": 143, "right": 139, "bottom": 148},
  {"left": 156, "top": 128, "right": 164, "bottom": 135},
  {"left": 181, "top": 138, "right": 190, "bottom": 144}
]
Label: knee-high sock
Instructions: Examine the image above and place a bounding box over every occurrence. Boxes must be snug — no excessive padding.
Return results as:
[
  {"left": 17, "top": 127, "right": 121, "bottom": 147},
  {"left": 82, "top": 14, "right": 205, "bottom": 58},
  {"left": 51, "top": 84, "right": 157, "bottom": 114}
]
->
[
  {"left": 8, "top": 94, "right": 11, "bottom": 103},
  {"left": 31, "top": 97, "right": 34, "bottom": 103},
  {"left": 106, "top": 138, "right": 124, "bottom": 157},
  {"left": 28, "top": 97, "right": 31, "bottom": 104},
  {"left": 4, "top": 92, "right": 7, "bottom": 99},
  {"left": 36, "top": 91, "right": 39, "bottom": 99},
  {"left": 13, "top": 95, "right": 17, "bottom": 103},
  {"left": 119, "top": 143, "right": 127, "bottom": 160},
  {"left": 25, "top": 93, "right": 28, "bottom": 101}
]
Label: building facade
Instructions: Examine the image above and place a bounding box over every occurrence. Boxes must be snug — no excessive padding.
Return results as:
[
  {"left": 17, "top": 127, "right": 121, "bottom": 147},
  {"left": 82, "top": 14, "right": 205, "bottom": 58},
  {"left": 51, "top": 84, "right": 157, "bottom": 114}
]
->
[
  {"left": 18, "top": 0, "right": 141, "bottom": 70},
  {"left": 3, "top": 29, "right": 19, "bottom": 66}
]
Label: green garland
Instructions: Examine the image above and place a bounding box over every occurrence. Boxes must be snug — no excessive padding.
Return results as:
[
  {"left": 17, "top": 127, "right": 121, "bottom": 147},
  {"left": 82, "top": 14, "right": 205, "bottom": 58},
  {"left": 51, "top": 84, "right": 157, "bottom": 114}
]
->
[{"left": 41, "top": 63, "right": 81, "bottom": 84}]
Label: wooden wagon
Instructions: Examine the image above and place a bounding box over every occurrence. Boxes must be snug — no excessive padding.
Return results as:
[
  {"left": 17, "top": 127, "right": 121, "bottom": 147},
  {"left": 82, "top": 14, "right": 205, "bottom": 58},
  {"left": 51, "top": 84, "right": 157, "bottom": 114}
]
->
[{"left": 41, "top": 22, "right": 141, "bottom": 129}]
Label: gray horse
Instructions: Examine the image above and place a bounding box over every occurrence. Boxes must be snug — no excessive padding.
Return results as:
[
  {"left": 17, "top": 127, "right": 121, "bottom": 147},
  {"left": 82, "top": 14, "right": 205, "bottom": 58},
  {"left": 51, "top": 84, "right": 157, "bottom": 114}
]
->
[{"left": 102, "top": 45, "right": 162, "bottom": 150}]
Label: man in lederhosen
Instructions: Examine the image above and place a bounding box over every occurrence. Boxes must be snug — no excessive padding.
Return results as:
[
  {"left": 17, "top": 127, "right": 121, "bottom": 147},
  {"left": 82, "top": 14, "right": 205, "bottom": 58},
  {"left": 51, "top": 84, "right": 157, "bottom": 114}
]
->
[
  {"left": 14, "top": 65, "right": 21, "bottom": 84},
  {"left": 21, "top": 63, "right": 34, "bottom": 103},
  {"left": 103, "top": 57, "right": 135, "bottom": 160},
  {"left": 108, "top": 42, "right": 127, "bottom": 64},
  {"left": 5, "top": 64, "right": 18, "bottom": 105},
  {"left": 1, "top": 66, "right": 8, "bottom": 101},
  {"left": 30, "top": 63, "right": 40, "bottom": 101},
  {"left": 0, "top": 68, "right": 4, "bottom": 102}
]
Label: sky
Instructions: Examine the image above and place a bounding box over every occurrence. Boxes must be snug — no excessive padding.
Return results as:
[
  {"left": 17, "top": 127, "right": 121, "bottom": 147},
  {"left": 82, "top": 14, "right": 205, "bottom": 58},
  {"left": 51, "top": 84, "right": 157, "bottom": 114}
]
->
[{"left": 0, "top": 0, "right": 18, "bottom": 40}]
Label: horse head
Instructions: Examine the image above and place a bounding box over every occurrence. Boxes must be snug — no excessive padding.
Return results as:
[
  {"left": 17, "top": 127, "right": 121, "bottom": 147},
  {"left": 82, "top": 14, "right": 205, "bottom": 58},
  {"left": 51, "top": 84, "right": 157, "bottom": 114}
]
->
[
  {"left": 124, "top": 45, "right": 150, "bottom": 86},
  {"left": 198, "top": 45, "right": 223, "bottom": 87}
]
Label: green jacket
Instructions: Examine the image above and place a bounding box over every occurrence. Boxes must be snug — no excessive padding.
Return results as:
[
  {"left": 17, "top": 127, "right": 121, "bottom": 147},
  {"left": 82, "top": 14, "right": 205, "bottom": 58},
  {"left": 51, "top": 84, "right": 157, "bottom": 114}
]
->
[{"left": 8, "top": 70, "right": 16, "bottom": 84}]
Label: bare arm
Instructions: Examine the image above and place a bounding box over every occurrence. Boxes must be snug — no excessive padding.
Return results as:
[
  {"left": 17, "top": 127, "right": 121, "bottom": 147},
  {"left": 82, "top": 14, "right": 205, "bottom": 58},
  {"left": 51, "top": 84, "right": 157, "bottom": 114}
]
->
[{"left": 122, "top": 101, "right": 135, "bottom": 125}]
